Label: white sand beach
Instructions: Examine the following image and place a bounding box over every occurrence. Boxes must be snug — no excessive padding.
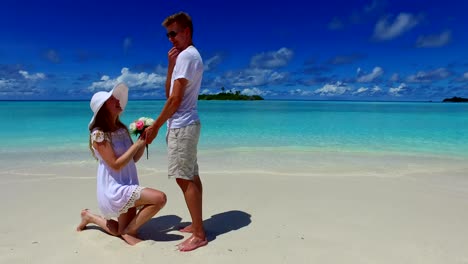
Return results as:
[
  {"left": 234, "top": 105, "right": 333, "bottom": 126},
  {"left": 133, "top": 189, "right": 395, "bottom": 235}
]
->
[{"left": 1, "top": 149, "right": 468, "bottom": 263}]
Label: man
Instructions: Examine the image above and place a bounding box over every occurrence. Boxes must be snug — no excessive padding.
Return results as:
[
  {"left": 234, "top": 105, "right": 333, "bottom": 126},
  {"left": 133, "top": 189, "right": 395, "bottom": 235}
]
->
[{"left": 144, "top": 12, "right": 206, "bottom": 252}]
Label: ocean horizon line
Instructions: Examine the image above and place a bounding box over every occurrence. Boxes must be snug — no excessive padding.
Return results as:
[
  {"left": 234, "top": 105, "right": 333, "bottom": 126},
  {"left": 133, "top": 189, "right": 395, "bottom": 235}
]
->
[{"left": 0, "top": 98, "right": 445, "bottom": 103}]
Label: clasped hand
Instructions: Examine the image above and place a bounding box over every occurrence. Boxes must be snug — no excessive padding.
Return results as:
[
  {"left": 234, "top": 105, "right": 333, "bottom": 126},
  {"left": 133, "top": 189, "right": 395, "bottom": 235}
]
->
[{"left": 140, "top": 125, "right": 159, "bottom": 145}]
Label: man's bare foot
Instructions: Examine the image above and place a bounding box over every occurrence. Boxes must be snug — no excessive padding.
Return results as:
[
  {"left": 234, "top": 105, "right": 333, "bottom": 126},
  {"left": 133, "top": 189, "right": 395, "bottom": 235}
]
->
[
  {"left": 76, "top": 209, "right": 91, "bottom": 231},
  {"left": 121, "top": 233, "right": 143, "bottom": 246},
  {"left": 178, "top": 235, "right": 208, "bottom": 252},
  {"left": 178, "top": 224, "right": 193, "bottom": 233}
]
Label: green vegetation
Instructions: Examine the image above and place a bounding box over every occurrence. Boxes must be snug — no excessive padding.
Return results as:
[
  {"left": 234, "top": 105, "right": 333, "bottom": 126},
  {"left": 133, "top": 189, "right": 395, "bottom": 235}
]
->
[
  {"left": 442, "top": 96, "right": 468, "bottom": 102},
  {"left": 198, "top": 89, "right": 264, "bottom": 100}
]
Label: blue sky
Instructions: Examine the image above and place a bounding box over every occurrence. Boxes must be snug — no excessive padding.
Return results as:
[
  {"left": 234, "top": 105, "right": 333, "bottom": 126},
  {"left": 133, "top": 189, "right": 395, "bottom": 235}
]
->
[{"left": 1, "top": 0, "right": 467, "bottom": 101}]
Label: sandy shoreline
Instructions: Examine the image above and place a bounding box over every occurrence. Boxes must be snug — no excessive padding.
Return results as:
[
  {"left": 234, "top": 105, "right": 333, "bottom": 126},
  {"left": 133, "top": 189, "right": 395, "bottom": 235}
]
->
[{"left": 1, "top": 149, "right": 468, "bottom": 263}]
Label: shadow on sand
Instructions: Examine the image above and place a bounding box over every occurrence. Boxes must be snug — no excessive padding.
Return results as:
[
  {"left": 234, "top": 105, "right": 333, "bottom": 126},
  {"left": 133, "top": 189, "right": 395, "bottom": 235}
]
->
[
  {"left": 177, "top": 210, "right": 252, "bottom": 242},
  {"left": 84, "top": 210, "right": 252, "bottom": 243},
  {"left": 83, "top": 215, "right": 185, "bottom": 242},
  {"left": 138, "top": 214, "right": 185, "bottom": 241}
]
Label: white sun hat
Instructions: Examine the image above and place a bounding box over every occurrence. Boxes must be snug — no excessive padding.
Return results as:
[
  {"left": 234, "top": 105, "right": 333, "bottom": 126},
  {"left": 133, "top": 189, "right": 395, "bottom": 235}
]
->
[{"left": 88, "top": 82, "right": 129, "bottom": 130}]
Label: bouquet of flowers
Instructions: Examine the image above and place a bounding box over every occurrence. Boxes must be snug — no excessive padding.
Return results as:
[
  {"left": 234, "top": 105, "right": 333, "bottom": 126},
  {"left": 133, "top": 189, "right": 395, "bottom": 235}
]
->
[{"left": 129, "top": 117, "right": 154, "bottom": 159}]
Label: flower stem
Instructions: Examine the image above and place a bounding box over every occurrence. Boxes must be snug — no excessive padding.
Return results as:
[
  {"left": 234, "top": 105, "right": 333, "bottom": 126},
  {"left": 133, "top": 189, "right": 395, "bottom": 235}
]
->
[{"left": 146, "top": 144, "right": 149, "bottom": 159}]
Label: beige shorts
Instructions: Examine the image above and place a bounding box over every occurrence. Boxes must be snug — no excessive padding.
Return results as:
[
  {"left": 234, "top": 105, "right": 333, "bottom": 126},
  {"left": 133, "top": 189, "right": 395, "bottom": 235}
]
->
[{"left": 167, "top": 122, "right": 200, "bottom": 180}]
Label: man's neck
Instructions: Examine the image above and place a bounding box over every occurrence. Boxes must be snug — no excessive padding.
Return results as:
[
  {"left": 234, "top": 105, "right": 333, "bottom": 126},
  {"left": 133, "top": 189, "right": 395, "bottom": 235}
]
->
[{"left": 180, "top": 41, "right": 193, "bottom": 51}]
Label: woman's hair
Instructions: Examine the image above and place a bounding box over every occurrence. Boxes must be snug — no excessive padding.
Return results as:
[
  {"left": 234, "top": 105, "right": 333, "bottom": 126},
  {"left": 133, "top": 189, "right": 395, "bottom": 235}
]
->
[{"left": 88, "top": 102, "right": 129, "bottom": 160}]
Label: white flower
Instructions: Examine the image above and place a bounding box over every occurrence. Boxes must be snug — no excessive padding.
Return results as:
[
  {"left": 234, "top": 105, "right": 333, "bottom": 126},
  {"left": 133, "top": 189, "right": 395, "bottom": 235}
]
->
[
  {"left": 144, "top": 118, "right": 154, "bottom": 126},
  {"left": 129, "top": 116, "right": 154, "bottom": 135},
  {"left": 129, "top": 122, "right": 136, "bottom": 132}
]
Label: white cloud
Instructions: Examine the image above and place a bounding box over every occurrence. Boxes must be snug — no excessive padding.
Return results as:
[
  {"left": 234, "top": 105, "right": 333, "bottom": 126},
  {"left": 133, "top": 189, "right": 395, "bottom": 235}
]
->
[
  {"left": 250, "top": 47, "right": 293, "bottom": 68},
  {"left": 88, "top": 67, "right": 166, "bottom": 91},
  {"left": 353, "top": 85, "right": 382, "bottom": 95},
  {"left": 458, "top": 72, "right": 468, "bottom": 82},
  {"left": 373, "top": 13, "right": 420, "bottom": 40},
  {"left": 0, "top": 74, "right": 43, "bottom": 96},
  {"left": 357, "top": 66, "right": 384, "bottom": 82},
  {"left": 0, "top": 79, "right": 13, "bottom": 90},
  {"left": 314, "top": 82, "right": 350, "bottom": 96},
  {"left": 406, "top": 68, "right": 451, "bottom": 83},
  {"left": 372, "top": 86, "right": 383, "bottom": 93},
  {"left": 416, "top": 30, "right": 451, "bottom": 48},
  {"left": 289, "top": 89, "right": 314, "bottom": 96},
  {"left": 354, "top": 87, "right": 368, "bottom": 94},
  {"left": 200, "top": 89, "right": 212, "bottom": 94},
  {"left": 241, "top": 87, "right": 267, "bottom": 96},
  {"left": 227, "top": 68, "right": 288, "bottom": 87},
  {"left": 389, "top": 83, "right": 407, "bottom": 96},
  {"left": 19, "top": 70, "right": 46, "bottom": 80},
  {"left": 269, "top": 71, "right": 287, "bottom": 82},
  {"left": 353, "top": 85, "right": 382, "bottom": 94},
  {"left": 0, "top": 80, "right": 37, "bottom": 96},
  {"left": 204, "top": 54, "right": 223, "bottom": 71}
]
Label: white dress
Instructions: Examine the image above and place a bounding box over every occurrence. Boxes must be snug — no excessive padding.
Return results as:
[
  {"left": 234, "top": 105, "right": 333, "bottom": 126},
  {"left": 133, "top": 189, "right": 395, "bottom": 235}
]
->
[{"left": 91, "top": 128, "right": 143, "bottom": 219}]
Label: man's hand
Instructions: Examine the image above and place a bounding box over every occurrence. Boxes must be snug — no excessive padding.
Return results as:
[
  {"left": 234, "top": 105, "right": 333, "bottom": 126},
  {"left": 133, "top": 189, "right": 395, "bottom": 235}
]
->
[
  {"left": 168, "top": 47, "right": 180, "bottom": 66},
  {"left": 142, "top": 125, "right": 159, "bottom": 145}
]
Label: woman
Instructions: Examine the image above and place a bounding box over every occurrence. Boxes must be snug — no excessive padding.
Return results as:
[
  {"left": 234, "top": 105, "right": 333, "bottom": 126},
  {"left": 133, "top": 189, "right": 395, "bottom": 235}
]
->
[{"left": 77, "top": 83, "right": 166, "bottom": 245}]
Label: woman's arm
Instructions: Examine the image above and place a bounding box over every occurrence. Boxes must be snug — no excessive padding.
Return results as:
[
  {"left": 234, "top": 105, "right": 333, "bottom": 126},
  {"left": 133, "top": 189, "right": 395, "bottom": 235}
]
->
[
  {"left": 94, "top": 138, "right": 146, "bottom": 171},
  {"left": 133, "top": 139, "right": 146, "bottom": 162}
]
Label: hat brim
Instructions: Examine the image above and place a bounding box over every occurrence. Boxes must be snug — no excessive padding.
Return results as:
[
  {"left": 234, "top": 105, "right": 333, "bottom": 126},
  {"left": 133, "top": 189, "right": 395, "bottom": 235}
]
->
[
  {"left": 112, "top": 83, "right": 128, "bottom": 110},
  {"left": 88, "top": 83, "right": 129, "bottom": 130}
]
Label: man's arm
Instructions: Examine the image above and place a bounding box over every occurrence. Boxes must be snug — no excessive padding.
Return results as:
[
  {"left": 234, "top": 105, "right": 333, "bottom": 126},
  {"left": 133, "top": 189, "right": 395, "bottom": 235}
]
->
[
  {"left": 165, "top": 68, "right": 174, "bottom": 99},
  {"left": 145, "top": 78, "right": 188, "bottom": 144},
  {"left": 165, "top": 47, "right": 179, "bottom": 99},
  {"left": 155, "top": 78, "right": 187, "bottom": 128}
]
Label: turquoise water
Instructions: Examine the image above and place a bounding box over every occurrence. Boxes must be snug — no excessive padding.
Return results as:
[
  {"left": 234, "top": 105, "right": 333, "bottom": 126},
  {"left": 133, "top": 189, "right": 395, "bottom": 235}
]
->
[{"left": 1, "top": 100, "right": 468, "bottom": 158}]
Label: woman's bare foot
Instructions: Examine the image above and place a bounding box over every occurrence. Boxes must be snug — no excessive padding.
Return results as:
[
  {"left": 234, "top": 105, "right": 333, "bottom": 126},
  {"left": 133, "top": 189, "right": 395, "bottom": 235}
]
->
[
  {"left": 121, "top": 233, "right": 143, "bottom": 246},
  {"left": 177, "top": 235, "right": 208, "bottom": 252},
  {"left": 76, "top": 209, "right": 91, "bottom": 231}
]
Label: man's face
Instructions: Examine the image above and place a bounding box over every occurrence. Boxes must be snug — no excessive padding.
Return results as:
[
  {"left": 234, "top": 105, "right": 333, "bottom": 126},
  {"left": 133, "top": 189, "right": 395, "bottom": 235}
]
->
[{"left": 166, "top": 22, "right": 188, "bottom": 50}]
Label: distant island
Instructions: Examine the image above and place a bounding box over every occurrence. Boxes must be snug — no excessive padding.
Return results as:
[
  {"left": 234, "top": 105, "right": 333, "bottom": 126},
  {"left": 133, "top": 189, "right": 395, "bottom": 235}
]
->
[
  {"left": 198, "top": 89, "right": 264, "bottom": 100},
  {"left": 442, "top": 96, "right": 468, "bottom": 103}
]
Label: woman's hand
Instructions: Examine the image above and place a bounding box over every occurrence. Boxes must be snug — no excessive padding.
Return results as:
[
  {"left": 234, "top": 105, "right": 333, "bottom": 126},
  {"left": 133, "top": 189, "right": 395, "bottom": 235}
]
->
[{"left": 136, "top": 136, "right": 146, "bottom": 149}]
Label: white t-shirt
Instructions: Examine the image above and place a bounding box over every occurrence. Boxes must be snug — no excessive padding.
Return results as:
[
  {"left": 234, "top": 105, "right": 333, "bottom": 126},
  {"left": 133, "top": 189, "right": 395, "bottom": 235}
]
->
[{"left": 168, "top": 45, "right": 203, "bottom": 129}]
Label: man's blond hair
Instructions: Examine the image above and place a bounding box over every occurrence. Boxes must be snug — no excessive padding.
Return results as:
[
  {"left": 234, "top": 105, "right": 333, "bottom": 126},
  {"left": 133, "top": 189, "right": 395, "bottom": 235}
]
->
[{"left": 162, "top": 12, "right": 193, "bottom": 38}]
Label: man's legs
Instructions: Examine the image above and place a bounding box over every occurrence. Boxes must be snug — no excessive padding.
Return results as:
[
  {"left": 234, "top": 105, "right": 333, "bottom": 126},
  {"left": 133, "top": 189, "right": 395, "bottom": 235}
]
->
[
  {"left": 168, "top": 122, "right": 206, "bottom": 251},
  {"left": 176, "top": 175, "right": 207, "bottom": 251}
]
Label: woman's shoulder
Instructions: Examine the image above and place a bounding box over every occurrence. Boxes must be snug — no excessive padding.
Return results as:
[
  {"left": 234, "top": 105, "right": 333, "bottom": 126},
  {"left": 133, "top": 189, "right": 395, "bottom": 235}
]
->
[{"left": 90, "top": 128, "right": 109, "bottom": 143}]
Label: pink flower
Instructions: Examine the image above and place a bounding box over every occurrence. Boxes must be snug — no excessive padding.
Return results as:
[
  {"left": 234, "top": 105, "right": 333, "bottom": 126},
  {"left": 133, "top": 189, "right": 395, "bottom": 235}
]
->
[{"left": 136, "top": 120, "right": 145, "bottom": 130}]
